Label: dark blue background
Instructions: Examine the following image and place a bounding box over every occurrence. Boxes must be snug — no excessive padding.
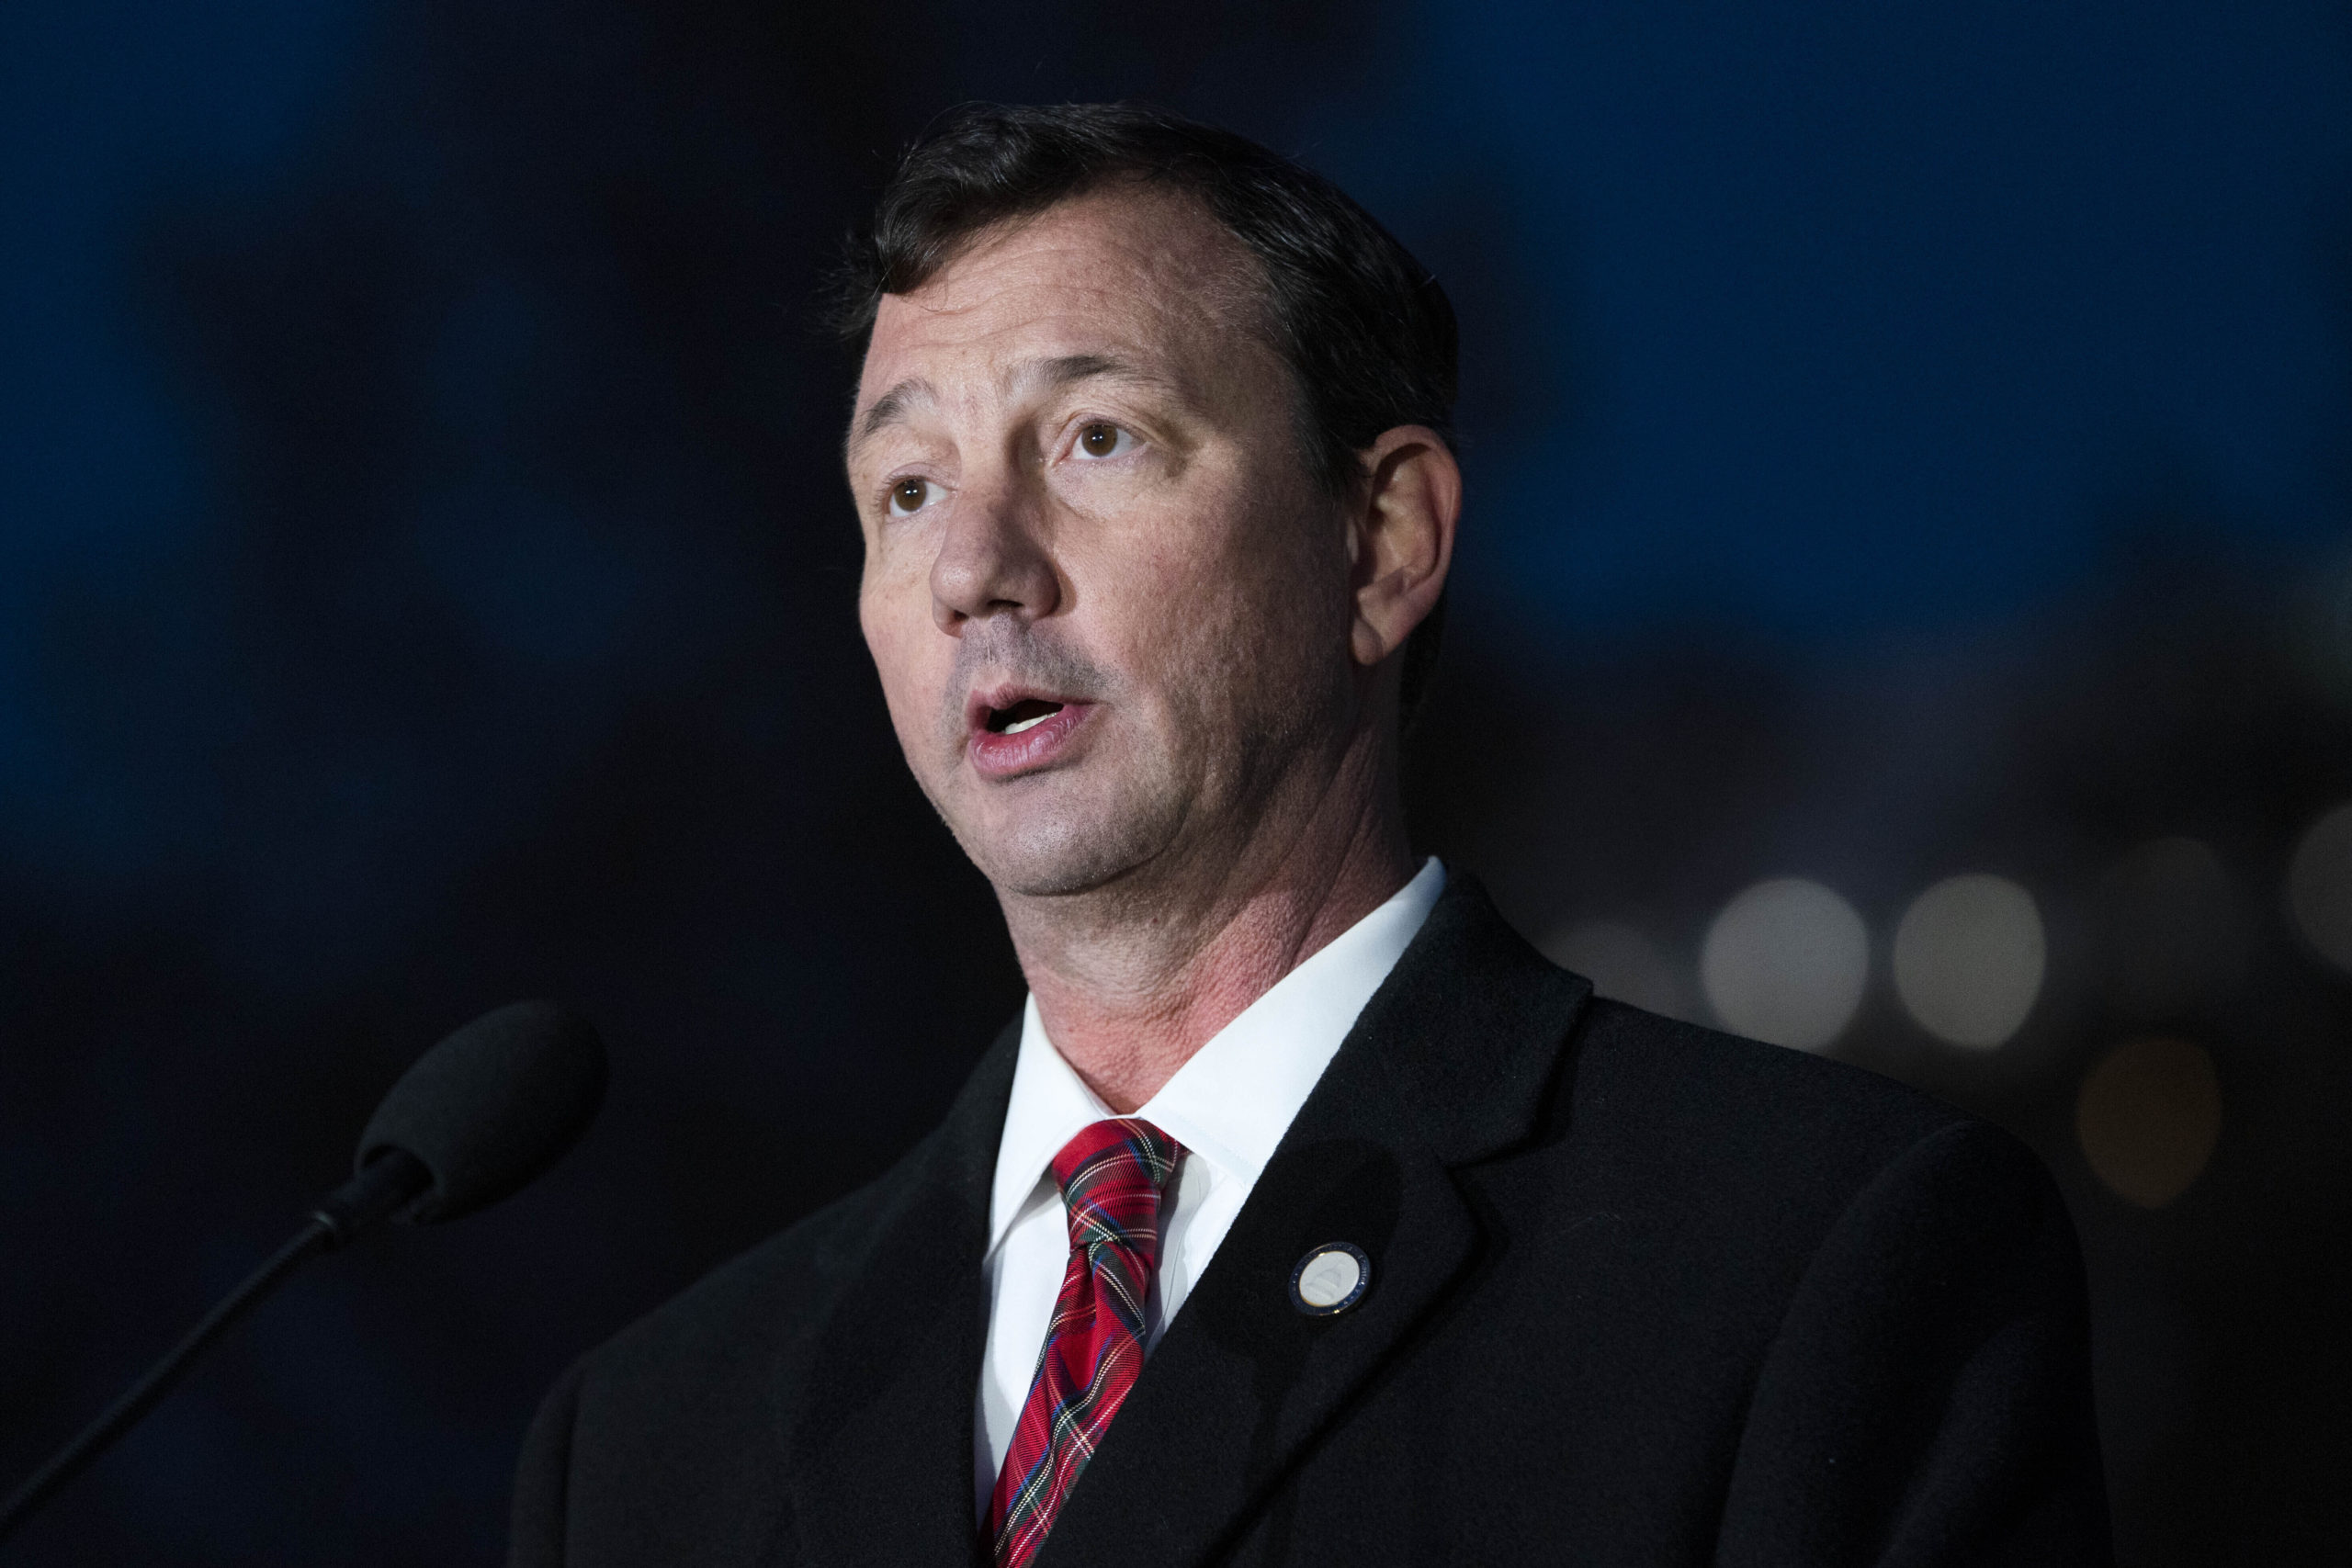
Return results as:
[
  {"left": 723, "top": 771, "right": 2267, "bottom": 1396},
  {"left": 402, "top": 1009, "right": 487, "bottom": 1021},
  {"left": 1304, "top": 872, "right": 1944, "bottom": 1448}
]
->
[{"left": 3, "top": 1, "right": 2347, "bottom": 1561}]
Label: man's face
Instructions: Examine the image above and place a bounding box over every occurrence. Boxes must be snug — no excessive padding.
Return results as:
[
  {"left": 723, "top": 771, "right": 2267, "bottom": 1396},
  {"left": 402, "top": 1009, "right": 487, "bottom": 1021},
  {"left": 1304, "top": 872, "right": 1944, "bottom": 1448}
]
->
[{"left": 847, "top": 187, "right": 1358, "bottom": 900}]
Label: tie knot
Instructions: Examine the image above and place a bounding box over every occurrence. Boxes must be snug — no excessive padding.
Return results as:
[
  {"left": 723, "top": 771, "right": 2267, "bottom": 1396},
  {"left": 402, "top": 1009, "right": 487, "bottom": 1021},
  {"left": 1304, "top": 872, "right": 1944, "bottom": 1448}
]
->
[{"left": 1050, "top": 1119, "right": 1183, "bottom": 1255}]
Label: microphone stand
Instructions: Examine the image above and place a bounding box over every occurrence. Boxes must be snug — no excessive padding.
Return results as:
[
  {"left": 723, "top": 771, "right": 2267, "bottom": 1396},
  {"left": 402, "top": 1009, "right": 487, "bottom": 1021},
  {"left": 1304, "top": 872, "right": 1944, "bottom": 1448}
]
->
[{"left": 0, "top": 1151, "right": 429, "bottom": 1545}]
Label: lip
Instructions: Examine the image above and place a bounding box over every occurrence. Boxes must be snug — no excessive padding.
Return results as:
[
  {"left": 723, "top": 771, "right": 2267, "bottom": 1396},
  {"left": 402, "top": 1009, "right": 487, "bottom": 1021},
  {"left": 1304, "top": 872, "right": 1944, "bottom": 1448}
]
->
[{"left": 965, "top": 685, "right": 1096, "bottom": 779}]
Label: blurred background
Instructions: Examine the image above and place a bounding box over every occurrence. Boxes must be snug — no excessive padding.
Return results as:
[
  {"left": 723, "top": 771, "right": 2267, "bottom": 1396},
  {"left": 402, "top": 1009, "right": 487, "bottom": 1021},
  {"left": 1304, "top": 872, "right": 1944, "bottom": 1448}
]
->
[{"left": 2, "top": 0, "right": 2346, "bottom": 1561}]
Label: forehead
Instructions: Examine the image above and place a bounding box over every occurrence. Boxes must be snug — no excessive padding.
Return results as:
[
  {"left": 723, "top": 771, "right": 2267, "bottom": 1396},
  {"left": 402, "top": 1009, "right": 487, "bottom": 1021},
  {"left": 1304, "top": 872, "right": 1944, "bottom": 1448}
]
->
[{"left": 853, "top": 186, "right": 1273, "bottom": 423}]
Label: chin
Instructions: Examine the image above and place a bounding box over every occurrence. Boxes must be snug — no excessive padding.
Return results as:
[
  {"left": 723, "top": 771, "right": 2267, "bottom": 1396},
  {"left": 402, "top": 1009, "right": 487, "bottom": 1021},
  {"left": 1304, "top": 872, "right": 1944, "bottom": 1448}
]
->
[
  {"left": 967, "top": 822, "right": 1152, "bottom": 899},
  {"left": 956, "top": 786, "right": 1183, "bottom": 900}
]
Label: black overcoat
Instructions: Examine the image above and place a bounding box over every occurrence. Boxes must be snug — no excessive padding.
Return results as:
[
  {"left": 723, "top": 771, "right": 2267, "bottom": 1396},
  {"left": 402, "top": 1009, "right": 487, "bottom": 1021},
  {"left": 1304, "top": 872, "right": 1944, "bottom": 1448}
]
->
[{"left": 509, "top": 874, "right": 2111, "bottom": 1566}]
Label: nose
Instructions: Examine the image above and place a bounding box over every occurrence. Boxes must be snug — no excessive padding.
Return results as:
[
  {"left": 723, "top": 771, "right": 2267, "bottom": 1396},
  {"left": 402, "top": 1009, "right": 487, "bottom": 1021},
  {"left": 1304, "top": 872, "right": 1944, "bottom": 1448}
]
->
[{"left": 930, "top": 467, "right": 1061, "bottom": 634}]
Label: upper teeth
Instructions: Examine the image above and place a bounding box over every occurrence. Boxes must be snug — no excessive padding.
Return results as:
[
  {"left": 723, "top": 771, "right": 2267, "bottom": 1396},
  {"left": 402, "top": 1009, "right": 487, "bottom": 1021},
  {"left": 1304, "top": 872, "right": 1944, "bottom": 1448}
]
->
[{"left": 1003, "top": 710, "right": 1053, "bottom": 735}]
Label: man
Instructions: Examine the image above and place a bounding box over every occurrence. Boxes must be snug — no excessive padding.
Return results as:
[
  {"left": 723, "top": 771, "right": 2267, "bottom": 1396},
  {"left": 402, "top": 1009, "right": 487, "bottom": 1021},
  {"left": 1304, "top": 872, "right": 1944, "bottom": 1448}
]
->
[{"left": 510, "top": 103, "right": 2109, "bottom": 1567}]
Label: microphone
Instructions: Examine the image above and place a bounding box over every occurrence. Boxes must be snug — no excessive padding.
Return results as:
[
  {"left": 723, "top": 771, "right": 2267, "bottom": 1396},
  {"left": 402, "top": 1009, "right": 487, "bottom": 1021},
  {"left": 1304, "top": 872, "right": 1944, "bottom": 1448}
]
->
[{"left": 0, "top": 999, "right": 606, "bottom": 1543}]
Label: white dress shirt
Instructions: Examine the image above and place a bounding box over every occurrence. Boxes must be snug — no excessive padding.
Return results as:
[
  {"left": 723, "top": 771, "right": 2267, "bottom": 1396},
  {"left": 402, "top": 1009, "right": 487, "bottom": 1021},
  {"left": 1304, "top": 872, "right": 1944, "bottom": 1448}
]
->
[{"left": 973, "top": 856, "right": 1447, "bottom": 1509}]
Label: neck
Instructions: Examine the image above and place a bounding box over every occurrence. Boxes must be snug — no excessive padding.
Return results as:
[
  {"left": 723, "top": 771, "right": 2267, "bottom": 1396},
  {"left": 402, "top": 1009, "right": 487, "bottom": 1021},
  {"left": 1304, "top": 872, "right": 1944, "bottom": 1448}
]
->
[{"left": 1000, "top": 726, "right": 1418, "bottom": 1114}]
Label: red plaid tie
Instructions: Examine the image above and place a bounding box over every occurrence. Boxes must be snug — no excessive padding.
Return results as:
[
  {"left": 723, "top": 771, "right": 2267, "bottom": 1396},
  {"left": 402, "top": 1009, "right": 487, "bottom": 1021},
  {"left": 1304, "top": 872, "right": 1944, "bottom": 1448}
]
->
[{"left": 986, "top": 1118, "right": 1185, "bottom": 1567}]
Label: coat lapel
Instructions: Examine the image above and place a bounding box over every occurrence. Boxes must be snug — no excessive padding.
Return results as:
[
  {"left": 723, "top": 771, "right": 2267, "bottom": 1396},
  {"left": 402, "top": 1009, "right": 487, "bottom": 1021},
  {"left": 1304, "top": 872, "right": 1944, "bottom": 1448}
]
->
[
  {"left": 1033, "top": 874, "right": 1592, "bottom": 1568},
  {"left": 780, "top": 1021, "right": 1018, "bottom": 1568}
]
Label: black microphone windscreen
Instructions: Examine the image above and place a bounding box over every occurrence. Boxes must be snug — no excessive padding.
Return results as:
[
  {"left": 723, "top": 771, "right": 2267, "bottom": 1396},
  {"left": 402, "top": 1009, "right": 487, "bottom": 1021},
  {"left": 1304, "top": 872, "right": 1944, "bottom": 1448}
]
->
[{"left": 355, "top": 1000, "right": 606, "bottom": 1224}]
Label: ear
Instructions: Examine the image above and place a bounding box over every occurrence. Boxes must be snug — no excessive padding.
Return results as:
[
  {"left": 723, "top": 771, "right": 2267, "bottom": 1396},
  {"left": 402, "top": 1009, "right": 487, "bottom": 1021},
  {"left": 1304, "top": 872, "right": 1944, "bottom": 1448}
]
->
[{"left": 1346, "top": 425, "right": 1461, "bottom": 670}]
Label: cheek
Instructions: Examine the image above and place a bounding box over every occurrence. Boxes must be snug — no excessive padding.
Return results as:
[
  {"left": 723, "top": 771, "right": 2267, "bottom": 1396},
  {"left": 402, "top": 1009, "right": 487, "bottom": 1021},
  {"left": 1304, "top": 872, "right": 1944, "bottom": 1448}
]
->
[
  {"left": 858, "top": 571, "right": 939, "bottom": 725},
  {"left": 1181, "top": 474, "right": 1348, "bottom": 646},
  {"left": 1080, "top": 492, "right": 1332, "bottom": 705},
  {"left": 1077, "top": 517, "right": 1225, "bottom": 672}
]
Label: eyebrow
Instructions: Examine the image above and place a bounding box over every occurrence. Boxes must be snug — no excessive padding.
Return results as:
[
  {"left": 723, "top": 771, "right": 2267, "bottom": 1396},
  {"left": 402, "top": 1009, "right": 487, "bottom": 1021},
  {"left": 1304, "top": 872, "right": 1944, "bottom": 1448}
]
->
[
  {"left": 1035, "top": 352, "right": 1136, "bottom": 389},
  {"left": 846, "top": 353, "right": 1189, "bottom": 455},
  {"left": 850, "top": 377, "right": 937, "bottom": 448},
  {"left": 1027, "top": 351, "right": 1192, "bottom": 407}
]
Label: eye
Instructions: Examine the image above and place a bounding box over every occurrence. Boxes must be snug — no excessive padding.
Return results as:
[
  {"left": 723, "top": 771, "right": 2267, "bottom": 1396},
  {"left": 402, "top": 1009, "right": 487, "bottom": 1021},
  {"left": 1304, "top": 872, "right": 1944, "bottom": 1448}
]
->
[
  {"left": 1072, "top": 422, "right": 1135, "bottom": 459},
  {"left": 886, "top": 476, "right": 940, "bottom": 517}
]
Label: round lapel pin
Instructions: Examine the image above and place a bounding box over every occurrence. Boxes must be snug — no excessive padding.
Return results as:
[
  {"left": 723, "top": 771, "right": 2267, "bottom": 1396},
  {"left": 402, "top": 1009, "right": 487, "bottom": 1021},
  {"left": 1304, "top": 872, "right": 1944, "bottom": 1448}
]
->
[{"left": 1289, "top": 1241, "right": 1372, "bottom": 1317}]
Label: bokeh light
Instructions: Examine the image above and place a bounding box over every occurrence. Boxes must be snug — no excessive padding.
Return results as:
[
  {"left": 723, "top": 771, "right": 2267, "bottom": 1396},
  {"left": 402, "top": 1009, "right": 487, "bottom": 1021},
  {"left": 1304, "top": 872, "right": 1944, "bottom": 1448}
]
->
[
  {"left": 1699, "top": 878, "right": 1869, "bottom": 1052},
  {"left": 1890, "top": 873, "right": 2045, "bottom": 1048},
  {"left": 2287, "top": 802, "right": 2352, "bottom": 975},
  {"left": 2076, "top": 1038, "right": 2222, "bottom": 1209},
  {"left": 2099, "top": 837, "right": 2245, "bottom": 1018},
  {"left": 1542, "top": 919, "right": 1695, "bottom": 1021}
]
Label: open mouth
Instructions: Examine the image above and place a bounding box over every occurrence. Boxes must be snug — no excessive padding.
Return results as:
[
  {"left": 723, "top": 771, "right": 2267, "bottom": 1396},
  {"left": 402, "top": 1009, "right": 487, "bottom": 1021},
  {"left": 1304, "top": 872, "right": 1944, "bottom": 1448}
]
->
[
  {"left": 985, "top": 698, "right": 1065, "bottom": 736},
  {"left": 966, "top": 689, "right": 1089, "bottom": 777}
]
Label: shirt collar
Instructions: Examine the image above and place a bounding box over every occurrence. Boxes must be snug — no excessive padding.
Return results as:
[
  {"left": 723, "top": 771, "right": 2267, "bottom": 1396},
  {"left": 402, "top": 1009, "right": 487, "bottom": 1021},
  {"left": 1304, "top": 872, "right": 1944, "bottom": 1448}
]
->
[{"left": 987, "top": 857, "right": 1448, "bottom": 1249}]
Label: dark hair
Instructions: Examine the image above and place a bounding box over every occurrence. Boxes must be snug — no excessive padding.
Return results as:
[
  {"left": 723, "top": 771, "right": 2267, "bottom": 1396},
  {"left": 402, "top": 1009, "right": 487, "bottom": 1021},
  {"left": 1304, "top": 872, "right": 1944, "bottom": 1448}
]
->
[{"left": 835, "top": 101, "right": 1455, "bottom": 720}]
